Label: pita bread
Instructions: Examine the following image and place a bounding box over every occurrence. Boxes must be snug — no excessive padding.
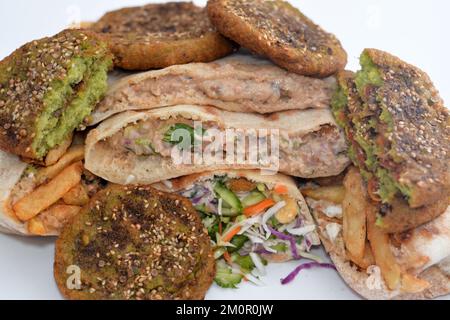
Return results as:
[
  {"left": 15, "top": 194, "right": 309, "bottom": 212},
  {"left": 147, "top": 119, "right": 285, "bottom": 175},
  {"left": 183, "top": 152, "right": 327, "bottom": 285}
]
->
[
  {"left": 85, "top": 105, "right": 350, "bottom": 185},
  {"left": 91, "top": 53, "right": 337, "bottom": 124},
  {"left": 153, "top": 169, "right": 321, "bottom": 262},
  {"left": 0, "top": 150, "right": 29, "bottom": 235},
  {"left": 0, "top": 144, "right": 96, "bottom": 237},
  {"left": 308, "top": 198, "right": 450, "bottom": 300}
]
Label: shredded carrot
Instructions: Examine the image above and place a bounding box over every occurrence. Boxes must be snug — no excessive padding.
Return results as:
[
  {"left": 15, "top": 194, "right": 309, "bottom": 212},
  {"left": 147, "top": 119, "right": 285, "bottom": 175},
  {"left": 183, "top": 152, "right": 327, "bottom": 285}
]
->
[
  {"left": 223, "top": 251, "right": 232, "bottom": 265},
  {"left": 218, "top": 221, "right": 223, "bottom": 235},
  {"left": 243, "top": 199, "right": 276, "bottom": 217},
  {"left": 243, "top": 275, "right": 249, "bottom": 282},
  {"left": 222, "top": 226, "right": 242, "bottom": 242},
  {"left": 274, "top": 184, "right": 288, "bottom": 194}
]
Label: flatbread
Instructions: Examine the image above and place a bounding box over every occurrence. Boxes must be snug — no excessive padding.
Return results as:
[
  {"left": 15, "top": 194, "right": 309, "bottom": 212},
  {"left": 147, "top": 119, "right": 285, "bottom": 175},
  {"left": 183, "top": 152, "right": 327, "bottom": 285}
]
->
[
  {"left": 91, "top": 53, "right": 337, "bottom": 124},
  {"left": 0, "top": 150, "right": 28, "bottom": 235},
  {"left": 152, "top": 169, "right": 321, "bottom": 262},
  {"left": 309, "top": 198, "right": 450, "bottom": 300},
  {"left": 85, "top": 105, "right": 350, "bottom": 185}
]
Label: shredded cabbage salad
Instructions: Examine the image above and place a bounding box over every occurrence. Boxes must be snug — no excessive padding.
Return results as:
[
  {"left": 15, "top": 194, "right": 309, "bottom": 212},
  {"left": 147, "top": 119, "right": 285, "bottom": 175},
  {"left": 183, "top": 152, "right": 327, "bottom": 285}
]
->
[{"left": 178, "top": 175, "right": 322, "bottom": 288}]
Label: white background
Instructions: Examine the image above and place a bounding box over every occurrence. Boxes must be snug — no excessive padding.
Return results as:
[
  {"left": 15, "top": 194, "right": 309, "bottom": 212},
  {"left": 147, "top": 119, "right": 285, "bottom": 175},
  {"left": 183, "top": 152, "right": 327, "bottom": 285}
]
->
[{"left": 0, "top": 0, "right": 449, "bottom": 300}]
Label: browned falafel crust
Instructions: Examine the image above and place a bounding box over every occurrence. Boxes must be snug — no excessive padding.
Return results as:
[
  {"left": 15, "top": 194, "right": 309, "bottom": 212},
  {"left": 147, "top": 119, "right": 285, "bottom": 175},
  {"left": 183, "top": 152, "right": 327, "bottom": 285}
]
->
[
  {"left": 378, "top": 196, "right": 449, "bottom": 234},
  {"left": 91, "top": 2, "right": 236, "bottom": 70},
  {"left": 0, "top": 29, "right": 112, "bottom": 161},
  {"left": 333, "top": 71, "right": 449, "bottom": 232},
  {"left": 54, "top": 185, "right": 215, "bottom": 300},
  {"left": 356, "top": 49, "right": 450, "bottom": 209},
  {"left": 207, "top": 0, "right": 347, "bottom": 78}
]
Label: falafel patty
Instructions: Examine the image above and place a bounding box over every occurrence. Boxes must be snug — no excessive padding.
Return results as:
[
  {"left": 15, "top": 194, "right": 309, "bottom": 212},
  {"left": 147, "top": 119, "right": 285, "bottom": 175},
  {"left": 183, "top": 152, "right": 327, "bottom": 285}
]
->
[
  {"left": 90, "top": 2, "right": 236, "bottom": 70},
  {"left": 207, "top": 0, "right": 347, "bottom": 77},
  {"left": 54, "top": 185, "right": 215, "bottom": 300},
  {"left": 0, "top": 29, "right": 112, "bottom": 161},
  {"left": 332, "top": 49, "right": 449, "bottom": 209}
]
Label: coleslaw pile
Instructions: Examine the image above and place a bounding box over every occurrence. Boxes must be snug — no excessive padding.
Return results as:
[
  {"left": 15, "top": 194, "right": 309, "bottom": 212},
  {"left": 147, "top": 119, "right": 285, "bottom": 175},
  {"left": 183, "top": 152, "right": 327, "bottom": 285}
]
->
[{"left": 178, "top": 175, "right": 325, "bottom": 288}]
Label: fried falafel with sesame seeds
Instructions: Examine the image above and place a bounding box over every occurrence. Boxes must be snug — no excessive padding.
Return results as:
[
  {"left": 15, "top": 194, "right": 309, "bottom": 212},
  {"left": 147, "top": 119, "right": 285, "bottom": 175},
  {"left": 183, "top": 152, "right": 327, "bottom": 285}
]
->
[
  {"left": 0, "top": 29, "right": 113, "bottom": 161},
  {"left": 54, "top": 185, "right": 215, "bottom": 300},
  {"left": 207, "top": 0, "right": 347, "bottom": 78},
  {"left": 90, "top": 2, "right": 236, "bottom": 71},
  {"left": 353, "top": 49, "right": 449, "bottom": 209},
  {"left": 332, "top": 70, "right": 449, "bottom": 233},
  {"left": 331, "top": 49, "right": 449, "bottom": 232}
]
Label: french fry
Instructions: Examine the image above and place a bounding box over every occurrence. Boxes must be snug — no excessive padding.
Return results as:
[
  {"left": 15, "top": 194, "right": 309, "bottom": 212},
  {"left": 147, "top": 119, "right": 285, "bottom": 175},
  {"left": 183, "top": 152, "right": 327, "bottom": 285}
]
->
[
  {"left": 62, "top": 183, "right": 89, "bottom": 206},
  {"left": 347, "top": 242, "right": 375, "bottom": 269},
  {"left": 367, "top": 208, "right": 402, "bottom": 291},
  {"left": 28, "top": 205, "right": 81, "bottom": 235},
  {"left": 401, "top": 273, "right": 430, "bottom": 293},
  {"left": 27, "top": 218, "right": 47, "bottom": 236},
  {"left": 342, "top": 168, "right": 430, "bottom": 294},
  {"left": 45, "top": 134, "right": 73, "bottom": 166},
  {"left": 40, "top": 204, "right": 81, "bottom": 228},
  {"left": 302, "top": 185, "right": 346, "bottom": 204},
  {"left": 342, "top": 168, "right": 367, "bottom": 262},
  {"left": 36, "top": 145, "right": 84, "bottom": 185},
  {"left": 13, "top": 162, "right": 83, "bottom": 221}
]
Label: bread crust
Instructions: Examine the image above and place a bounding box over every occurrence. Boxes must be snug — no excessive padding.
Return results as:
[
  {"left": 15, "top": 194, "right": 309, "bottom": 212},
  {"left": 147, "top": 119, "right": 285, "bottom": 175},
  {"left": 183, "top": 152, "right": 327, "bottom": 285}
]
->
[
  {"left": 207, "top": 0, "right": 347, "bottom": 77},
  {"left": 91, "top": 53, "right": 337, "bottom": 124},
  {"left": 0, "top": 150, "right": 28, "bottom": 235},
  {"left": 91, "top": 2, "right": 236, "bottom": 70},
  {"left": 308, "top": 198, "right": 450, "bottom": 300},
  {"left": 85, "top": 106, "right": 350, "bottom": 185},
  {"left": 327, "top": 250, "right": 450, "bottom": 300}
]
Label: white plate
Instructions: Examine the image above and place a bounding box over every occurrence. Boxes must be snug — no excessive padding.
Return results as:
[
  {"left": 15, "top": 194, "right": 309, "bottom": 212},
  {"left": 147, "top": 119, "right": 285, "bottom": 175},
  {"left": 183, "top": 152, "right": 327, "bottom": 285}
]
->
[
  {"left": 0, "top": 232, "right": 361, "bottom": 300},
  {"left": 0, "top": 0, "right": 449, "bottom": 300}
]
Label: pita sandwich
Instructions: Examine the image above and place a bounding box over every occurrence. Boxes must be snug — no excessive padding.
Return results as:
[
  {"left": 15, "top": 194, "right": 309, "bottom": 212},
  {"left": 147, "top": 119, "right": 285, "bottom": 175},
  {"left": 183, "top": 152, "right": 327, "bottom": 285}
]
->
[
  {"left": 91, "top": 53, "right": 337, "bottom": 124},
  {"left": 152, "top": 169, "right": 320, "bottom": 264},
  {"left": 0, "top": 150, "right": 29, "bottom": 235},
  {"left": 85, "top": 105, "right": 350, "bottom": 185},
  {"left": 0, "top": 147, "right": 105, "bottom": 237},
  {"left": 307, "top": 168, "right": 450, "bottom": 300}
]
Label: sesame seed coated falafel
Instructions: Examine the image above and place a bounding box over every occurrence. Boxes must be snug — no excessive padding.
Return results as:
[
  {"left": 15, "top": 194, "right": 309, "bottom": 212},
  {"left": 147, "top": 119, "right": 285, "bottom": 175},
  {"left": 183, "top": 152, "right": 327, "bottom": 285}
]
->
[
  {"left": 54, "top": 184, "right": 215, "bottom": 300},
  {"left": 0, "top": 29, "right": 113, "bottom": 161},
  {"left": 207, "top": 0, "right": 347, "bottom": 77},
  {"left": 91, "top": 2, "right": 236, "bottom": 71}
]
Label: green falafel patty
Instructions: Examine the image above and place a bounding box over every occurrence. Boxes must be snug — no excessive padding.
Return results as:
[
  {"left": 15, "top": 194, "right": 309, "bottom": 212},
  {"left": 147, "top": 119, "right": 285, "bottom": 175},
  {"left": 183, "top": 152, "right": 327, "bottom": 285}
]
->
[
  {"left": 54, "top": 185, "right": 215, "bottom": 300},
  {"left": 0, "top": 29, "right": 112, "bottom": 160},
  {"left": 332, "top": 49, "right": 450, "bottom": 209}
]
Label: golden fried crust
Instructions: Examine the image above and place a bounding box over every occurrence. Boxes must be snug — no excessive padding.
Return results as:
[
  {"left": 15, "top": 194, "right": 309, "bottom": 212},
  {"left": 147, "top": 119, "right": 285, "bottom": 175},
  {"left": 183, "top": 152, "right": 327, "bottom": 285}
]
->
[
  {"left": 380, "top": 197, "right": 450, "bottom": 234},
  {"left": 335, "top": 71, "right": 449, "bottom": 231},
  {"left": 207, "top": 0, "right": 347, "bottom": 78},
  {"left": 54, "top": 185, "right": 215, "bottom": 300},
  {"left": 361, "top": 49, "right": 450, "bottom": 208},
  {"left": 0, "top": 29, "right": 110, "bottom": 160},
  {"left": 91, "top": 2, "right": 236, "bottom": 70}
]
